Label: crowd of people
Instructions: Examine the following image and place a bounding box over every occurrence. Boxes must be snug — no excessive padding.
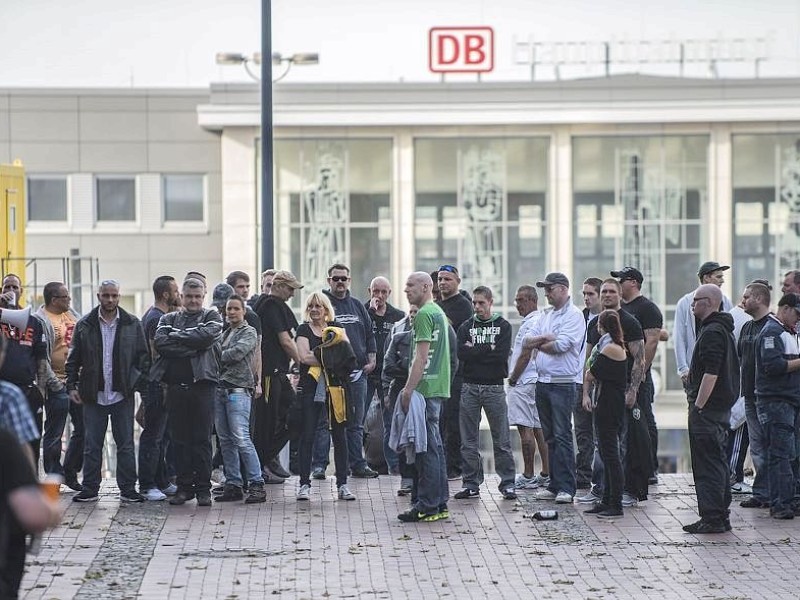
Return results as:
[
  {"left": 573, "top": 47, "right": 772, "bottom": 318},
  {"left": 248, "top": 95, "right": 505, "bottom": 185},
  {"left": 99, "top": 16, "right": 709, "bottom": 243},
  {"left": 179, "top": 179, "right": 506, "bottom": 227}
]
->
[{"left": 2, "top": 262, "right": 800, "bottom": 595}]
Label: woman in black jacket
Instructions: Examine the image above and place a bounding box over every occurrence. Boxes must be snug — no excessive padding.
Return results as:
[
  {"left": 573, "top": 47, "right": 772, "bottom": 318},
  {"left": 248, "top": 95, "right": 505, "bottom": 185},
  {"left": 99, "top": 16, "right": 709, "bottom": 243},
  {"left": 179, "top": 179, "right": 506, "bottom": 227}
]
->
[{"left": 582, "top": 310, "right": 628, "bottom": 518}]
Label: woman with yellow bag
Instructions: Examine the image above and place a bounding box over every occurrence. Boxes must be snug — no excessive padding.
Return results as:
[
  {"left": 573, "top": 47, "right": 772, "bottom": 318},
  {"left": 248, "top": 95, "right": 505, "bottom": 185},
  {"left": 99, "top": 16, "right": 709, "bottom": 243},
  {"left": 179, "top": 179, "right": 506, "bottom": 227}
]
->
[{"left": 295, "top": 292, "right": 357, "bottom": 502}]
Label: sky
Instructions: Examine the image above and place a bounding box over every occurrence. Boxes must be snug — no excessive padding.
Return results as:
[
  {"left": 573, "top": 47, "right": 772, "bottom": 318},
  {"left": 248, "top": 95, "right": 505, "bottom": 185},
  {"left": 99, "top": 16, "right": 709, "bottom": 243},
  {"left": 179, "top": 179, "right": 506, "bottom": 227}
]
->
[{"left": 2, "top": 0, "right": 799, "bottom": 88}]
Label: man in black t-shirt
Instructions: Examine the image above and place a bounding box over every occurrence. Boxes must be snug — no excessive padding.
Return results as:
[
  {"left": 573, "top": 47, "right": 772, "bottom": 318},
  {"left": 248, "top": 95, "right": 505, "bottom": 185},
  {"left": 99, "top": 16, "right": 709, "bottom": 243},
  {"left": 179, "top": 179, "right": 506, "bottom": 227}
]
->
[
  {"left": 254, "top": 270, "right": 302, "bottom": 483},
  {"left": 612, "top": 266, "right": 664, "bottom": 482},
  {"left": 436, "top": 264, "right": 473, "bottom": 479}
]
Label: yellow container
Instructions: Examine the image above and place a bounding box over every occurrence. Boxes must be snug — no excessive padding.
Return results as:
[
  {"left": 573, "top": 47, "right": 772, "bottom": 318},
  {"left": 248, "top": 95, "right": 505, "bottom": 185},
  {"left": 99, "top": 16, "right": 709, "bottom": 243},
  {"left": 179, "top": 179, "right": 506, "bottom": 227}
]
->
[{"left": 0, "top": 160, "right": 26, "bottom": 281}]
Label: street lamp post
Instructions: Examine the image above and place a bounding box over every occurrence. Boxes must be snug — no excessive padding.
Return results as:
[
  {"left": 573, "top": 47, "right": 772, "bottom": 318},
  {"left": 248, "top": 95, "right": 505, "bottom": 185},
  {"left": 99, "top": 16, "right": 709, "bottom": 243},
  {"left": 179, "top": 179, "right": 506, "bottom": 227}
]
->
[{"left": 216, "top": 4, "right": 318, "bottom": 273}]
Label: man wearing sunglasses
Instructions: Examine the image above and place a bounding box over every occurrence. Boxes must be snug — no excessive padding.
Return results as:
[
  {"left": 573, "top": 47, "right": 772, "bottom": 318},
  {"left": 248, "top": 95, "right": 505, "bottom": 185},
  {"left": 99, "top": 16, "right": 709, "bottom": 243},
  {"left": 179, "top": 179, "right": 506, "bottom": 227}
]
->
[{"left": 436, "top": 264, "right": 473, "bottom": 480}]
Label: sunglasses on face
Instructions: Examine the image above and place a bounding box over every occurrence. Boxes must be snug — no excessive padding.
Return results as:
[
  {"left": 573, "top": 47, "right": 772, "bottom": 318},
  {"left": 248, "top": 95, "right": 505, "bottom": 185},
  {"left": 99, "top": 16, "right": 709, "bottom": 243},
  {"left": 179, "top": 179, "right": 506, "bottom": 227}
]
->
[{"left": 330, "top": 276, "right": 349, "bottom": 283}]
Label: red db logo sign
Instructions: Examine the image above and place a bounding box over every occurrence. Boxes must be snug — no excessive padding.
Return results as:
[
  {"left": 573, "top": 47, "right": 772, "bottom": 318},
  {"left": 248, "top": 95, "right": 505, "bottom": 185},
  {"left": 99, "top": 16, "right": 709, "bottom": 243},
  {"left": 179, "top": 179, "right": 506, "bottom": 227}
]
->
[{"left": 429, "top": 27, "right": 494, "bottom": 73}]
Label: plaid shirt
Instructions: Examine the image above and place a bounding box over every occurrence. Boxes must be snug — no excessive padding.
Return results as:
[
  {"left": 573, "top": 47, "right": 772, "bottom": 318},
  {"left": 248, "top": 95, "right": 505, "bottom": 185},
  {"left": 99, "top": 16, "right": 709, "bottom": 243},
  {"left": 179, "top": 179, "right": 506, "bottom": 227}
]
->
[{"left": 0, "top": 380, "right": 39, "bottom": 444}]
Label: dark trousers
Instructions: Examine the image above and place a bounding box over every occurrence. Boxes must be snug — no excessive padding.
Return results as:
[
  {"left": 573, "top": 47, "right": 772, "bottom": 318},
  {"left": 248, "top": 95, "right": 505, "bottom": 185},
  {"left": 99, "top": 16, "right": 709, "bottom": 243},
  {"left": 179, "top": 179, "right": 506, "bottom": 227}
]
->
[
  {"left": 167, "top": 382, "right": 214, "bottom": 493},
  {"left": 440, "top": 373, "right": 463, "bottom": 476},
  {"left": 758, "top": 399, "right": 800, "bottom": 514},
  {"left": 573, "top": 383, "right": 593, "bottom": 488},
  {"left": 82, "top": 397, "right": 137, "bottom": 494},
  {"left": 298, "top": 386, "right": 347, "bottom": 487},
  {"left": 252, "top": 373, "right": 295, "bottom": 466},
  {"left": 138, "top": 381, "right": 170, "bottom": 490},
  {"left": 726, "top": 422, "right": 750, "bottom": 484},
  {"left": 21, "top": 385, "right": 43, "bottom": 472},
  {"left": 63, "top": 401, "right": 84, "bottom": 480},
  {"left": 42, "top": 388, "right": 70, "bottom": 475},
  {"left": 688, "top": 405, "right": 731, "bottom": 523},
  {"left": 638, "top": 375, "right": 658, "bottom": 474},
  {"left": 595, "top": 393, "right": 625, "bottom": 510}
]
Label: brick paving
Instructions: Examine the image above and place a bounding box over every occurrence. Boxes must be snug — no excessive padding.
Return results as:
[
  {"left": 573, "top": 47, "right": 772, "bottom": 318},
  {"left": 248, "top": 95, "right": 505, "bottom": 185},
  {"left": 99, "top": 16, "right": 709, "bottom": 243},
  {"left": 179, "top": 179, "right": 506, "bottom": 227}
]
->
[{"left": 20, "top": 474, "right": 800, "bottom": 599}]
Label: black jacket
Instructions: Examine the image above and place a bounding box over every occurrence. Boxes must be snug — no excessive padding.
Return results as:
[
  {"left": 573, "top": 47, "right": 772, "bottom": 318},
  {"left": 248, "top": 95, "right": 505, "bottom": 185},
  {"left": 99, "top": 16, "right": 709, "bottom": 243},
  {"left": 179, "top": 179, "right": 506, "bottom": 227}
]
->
[
  {"left": 686, "top": 312, "right": 740, "bottom": 411},
  {"left": 457, "top": 313, "right": 512, "bottom": 385},
  {"left": 65, "top": 306, "right": 148, "bottom": 404}
]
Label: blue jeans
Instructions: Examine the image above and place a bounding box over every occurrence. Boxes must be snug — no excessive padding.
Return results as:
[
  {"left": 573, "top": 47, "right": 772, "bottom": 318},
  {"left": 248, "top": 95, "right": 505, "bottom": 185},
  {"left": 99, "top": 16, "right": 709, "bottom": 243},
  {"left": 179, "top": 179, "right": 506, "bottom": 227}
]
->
[
  {"left": 459, "top": 383, "right": 516, "bottom": 492},
  {"left": 214, "top": 387, "right": 264, "bottom": 487},
  {"left": 758, "top": 399, "right": 800, "bottom": 513},
  {"left": 536, "top": 382, "right": 577, "bottom": 497},
  {"left": 415, "top": 396, "right": 448, "bottom": 514},
  {"left": 82, "top": 397, "right": 137, "bottom": 494},
  {"left": 138, "top": 382, "right": 170, "bottom": 490},
  {"left": 43, "top": 388, "right": 70, "bottom": 475}
]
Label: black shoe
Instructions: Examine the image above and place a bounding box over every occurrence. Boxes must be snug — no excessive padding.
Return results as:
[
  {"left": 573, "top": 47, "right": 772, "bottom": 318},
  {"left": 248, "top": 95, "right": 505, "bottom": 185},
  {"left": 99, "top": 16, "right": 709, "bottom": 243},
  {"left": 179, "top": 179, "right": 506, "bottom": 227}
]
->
[
  {"left": 267, "top": 458, "right": 291, "bottom": 479},
  {"left": 72, "top": 489, "right": 99, "bottom": 503},
  {"left": 772, "top": 509, "right": 794, "bottom": 520},
  {"left": 454, "top": 488, "right": 480, "bottom": 500},
  {"left": 215, "top": 484, "right": 244, "bottom": 502},
  {"left": 648, "top": 475, "right": 659, "bottom": 485},
  {"left": 120, "top": 490, "right": 145, "bottom": 503},
  {"left": 740, "top": 497, "right": 767, "bottom": 508},
  {"left": 169, "top": 490, "right": 195, "bottom": 505},
  {"left": 196, "top": 492, "right": 212, "bottom": 507},
  {"left": 682, "top": 519, "right": 726, "bottom": 534},
  {"left": 64, "top": 475, "right": 83, "bottom": 492},
  {"left": 501, "top": 488, "right": 517, "bottom": 500},
  {"left": 397, "top": 508, "right": 438, "bottom": 522},
  {"left": 584, "top": 503, "right": 610, "bottom": 514},
  {"left": 351, "top": 466, "right": 379, "bottom": 479},
  {"left": 596, "top": 507, "right": 624, "bottom": 518},
  {"left": 245, "top": 483, "right": 267, "bottom": 504},
  {"left": 447, "top": 470, "right": 462, "bottom": 481}
]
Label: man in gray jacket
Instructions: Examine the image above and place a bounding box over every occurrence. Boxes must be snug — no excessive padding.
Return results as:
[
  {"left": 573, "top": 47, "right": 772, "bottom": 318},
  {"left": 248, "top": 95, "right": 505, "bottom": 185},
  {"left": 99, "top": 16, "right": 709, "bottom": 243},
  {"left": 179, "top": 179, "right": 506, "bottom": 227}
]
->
[{"left": 152, "top": 277, "right": 222, "bottom": 506}]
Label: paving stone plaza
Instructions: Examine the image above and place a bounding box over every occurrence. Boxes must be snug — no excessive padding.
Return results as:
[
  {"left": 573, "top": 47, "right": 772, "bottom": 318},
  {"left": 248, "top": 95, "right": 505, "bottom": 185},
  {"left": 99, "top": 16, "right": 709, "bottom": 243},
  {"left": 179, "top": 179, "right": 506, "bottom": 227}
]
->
[{"left": 19, "top": 474, "right": 800, "bottom": 599}]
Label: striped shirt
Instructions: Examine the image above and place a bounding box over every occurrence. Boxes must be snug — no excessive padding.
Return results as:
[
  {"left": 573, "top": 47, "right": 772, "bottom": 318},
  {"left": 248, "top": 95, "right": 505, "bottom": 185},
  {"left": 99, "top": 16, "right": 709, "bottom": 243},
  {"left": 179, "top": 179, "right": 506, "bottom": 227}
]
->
[{"left": 97, "top": 310, "right": 124, "bottom": 406}]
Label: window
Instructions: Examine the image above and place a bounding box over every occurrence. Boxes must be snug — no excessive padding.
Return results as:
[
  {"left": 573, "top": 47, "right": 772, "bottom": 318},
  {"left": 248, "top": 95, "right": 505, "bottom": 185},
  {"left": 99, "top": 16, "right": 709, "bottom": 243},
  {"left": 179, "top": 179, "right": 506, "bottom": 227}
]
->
[
  {"left": 28, "top": 176, "right": 68, "bottom": 221},
  {"left": 163, "top": 175, "right": 204, "bottom": 222},
  {"left": 96, "top": 177, "right": 135, "bottom": 221}
]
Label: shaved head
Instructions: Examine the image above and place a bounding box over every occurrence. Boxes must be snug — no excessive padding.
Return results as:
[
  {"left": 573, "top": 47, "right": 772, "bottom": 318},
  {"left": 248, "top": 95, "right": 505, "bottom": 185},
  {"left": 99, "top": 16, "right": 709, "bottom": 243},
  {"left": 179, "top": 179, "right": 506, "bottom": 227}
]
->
[{"left": 404, "top": 271, "right": 433, "bottom": 307}]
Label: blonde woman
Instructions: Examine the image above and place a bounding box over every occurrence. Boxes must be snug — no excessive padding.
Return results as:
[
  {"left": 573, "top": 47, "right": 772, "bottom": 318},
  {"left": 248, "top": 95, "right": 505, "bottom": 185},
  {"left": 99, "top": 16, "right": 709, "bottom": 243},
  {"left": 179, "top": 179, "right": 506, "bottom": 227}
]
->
[{"left": 295, "top": 292, "right": 356, "bottom": 501}]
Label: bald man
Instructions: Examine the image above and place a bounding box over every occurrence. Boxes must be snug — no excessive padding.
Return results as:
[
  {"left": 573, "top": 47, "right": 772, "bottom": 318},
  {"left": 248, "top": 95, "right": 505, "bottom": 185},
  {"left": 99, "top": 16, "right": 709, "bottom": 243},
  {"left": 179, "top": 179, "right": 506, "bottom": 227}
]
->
[
  {"left": 365, "top": 276, "right": 405, "bottom": 474},
  {"left": 397, "top": 272, "right": 451, "bottom": 523},
  {"left": 683, "top": 283, "right": 739, "bottom": 534}
]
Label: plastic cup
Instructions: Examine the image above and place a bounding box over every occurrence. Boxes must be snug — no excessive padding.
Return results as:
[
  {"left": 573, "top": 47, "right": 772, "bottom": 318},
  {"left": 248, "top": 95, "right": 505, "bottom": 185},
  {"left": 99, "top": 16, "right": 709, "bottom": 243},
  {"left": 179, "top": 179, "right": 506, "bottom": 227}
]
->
[{"left": 40, "top": 474, "right": 64, "bottom": 501}]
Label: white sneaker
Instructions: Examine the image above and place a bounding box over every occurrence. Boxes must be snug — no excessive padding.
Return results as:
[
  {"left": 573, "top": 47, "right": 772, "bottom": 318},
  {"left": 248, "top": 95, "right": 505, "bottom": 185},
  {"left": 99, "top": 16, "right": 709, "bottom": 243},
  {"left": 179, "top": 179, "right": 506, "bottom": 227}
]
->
[
  {"left": 535, "top": 488, "right": 557, "bottom": 500},
  {"left": 731, "top": 482, "right": 752, "bottom": 494},
  {"left": 555, "top": 492, "right": 573, "bottom": 504},
  {"left": 338, "top": 485, "right": 356, "bottom": 501},
  {"left": 161, "top": 483, "right": 178, "bottom": 496},
  {"left": 211, "top": 468, "right": 226, "bottom": 485},
  {"left": 576, "top": 489, "right": 601, "bottom": 504},
  {"left": 514, "top": 474, "right": 541, "bottom": 490},
  {"left": 296, "top": 484, "right": 311, "bottom": 501},
  {"left": 621, "top": 493, "right": 639, "bottom": 507},
  {"left": 143, "top": 487, "right": 167, "bottom": 501}
]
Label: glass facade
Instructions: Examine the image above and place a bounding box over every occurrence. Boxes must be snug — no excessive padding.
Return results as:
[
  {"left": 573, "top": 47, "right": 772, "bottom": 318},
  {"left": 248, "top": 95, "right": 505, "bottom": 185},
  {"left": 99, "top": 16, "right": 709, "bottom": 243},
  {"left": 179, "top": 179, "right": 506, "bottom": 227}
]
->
[
  {"left": 414, "top": 137, "right": 549, "bottom": 314},
  {"left": 732, "top": 133, "right": 800, "bottom": 295},
  {"left": 274, "top": 139, "right": 392, "bottom": 300},
  {"left": 572, "top": 135, "right": 709, "bottom": 392}
]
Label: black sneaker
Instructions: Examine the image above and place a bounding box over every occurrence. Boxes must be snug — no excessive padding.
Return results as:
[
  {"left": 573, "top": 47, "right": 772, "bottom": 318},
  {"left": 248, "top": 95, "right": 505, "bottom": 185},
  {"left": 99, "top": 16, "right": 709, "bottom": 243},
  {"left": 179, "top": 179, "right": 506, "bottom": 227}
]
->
[
  {"left": 351, "top": 467, "right": 379, "bottom": 479},
  {"left": 64, "top": 475, "right": 83, "bottom": 492},
  {"left": 501, "top": 488, "right": 517, "bottom": 500},
  {"left": 772, "top": 509, "right": 794, "bottom": 520},
  {"left": 73, "top": 489, "right": 99, "bottom": 503},
  {"left": 169, "top": 490, "right": 195, "bottom": 505},
  {"left": 584, "top": 503, "right": 610, "bottom": 514},
  {"left": 120, "top": 490, "right": 145, "bottom": 503},
  {"left": 196, "top": 491, "right": 212, "bottom": 507},
  {"left": 596, "top": 507, "right": 624, "bottom": 518},
  {"left": 245, "top": 483, "right": 267, "bottom": 504},
  {"left": 682, "top": 519, "right": 726, "bottom": 534},
  {"left": 740, "top": 497, "right": 767, "bottom": 508},
  {"left": 454, "top": 488, "right": 480, "bottom": 500},
  {"left": 215, "top": 484, "right": 244, "bottom": 502},
  {"left": 267, "top": 458, "right": 291, "bottom": 479}
]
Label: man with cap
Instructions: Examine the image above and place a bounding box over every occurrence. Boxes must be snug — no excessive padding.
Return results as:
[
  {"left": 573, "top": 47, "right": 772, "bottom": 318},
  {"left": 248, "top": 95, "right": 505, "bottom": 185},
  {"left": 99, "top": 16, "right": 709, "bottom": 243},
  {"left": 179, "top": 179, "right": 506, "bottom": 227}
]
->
[
  {"left": 612, "top": 266, "right": 664, "bottom": 484},
  {"left": 527, "top": 273, "right": 586, "bottom": 504},
  {"left": 674, "top": 262, "right": 733, "bottom": 388},
  {"left": 253, "top": 270, "right": 302, "bottom": 483},
  {"left": 754, "top": 293, "right": 800, "bottom": 520}
]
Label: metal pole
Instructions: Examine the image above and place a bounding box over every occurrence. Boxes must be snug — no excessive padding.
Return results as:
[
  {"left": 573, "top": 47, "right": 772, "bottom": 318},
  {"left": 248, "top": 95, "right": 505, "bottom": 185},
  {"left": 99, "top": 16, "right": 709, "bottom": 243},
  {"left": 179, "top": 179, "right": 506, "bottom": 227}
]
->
[{"left": 261, "top": 0, "right": 274, "bottom": 271}]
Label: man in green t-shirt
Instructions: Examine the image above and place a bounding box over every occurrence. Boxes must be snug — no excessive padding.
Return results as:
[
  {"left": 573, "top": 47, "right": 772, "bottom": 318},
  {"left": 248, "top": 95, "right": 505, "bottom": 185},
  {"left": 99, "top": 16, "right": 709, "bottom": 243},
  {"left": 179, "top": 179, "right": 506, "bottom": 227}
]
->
[{"left": 398, "top": 272, "right": 451, "bottom": 523}]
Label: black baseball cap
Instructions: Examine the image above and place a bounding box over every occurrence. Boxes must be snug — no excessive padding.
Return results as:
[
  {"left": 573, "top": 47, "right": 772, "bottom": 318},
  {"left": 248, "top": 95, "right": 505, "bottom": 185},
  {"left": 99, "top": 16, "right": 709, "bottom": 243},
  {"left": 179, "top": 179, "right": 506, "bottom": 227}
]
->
[
  {"left": 698, "top": 261, "right": 730, "bottom": 279},
  {"left": 610, "top": 267, "right": 644, "bottom": 284},
  {"left": 536, "top": 272, "right": 570, "bottom": 288}
]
